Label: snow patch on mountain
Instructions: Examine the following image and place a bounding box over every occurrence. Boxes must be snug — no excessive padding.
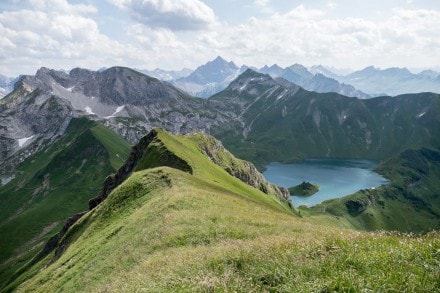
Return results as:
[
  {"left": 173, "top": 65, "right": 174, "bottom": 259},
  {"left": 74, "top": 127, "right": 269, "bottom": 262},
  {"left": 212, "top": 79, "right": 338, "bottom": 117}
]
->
[
  {"left": 105, "top": 105, "right": 125, "bottom": 119},
  {"left": 417, "top": 112, "right": 426, "bottom": 118},
  {"left": 18, "top": 135, "right": 34, "bottom": 147},
  {"left": 84, "top": 106, "right": 95, "bottom": 115}
]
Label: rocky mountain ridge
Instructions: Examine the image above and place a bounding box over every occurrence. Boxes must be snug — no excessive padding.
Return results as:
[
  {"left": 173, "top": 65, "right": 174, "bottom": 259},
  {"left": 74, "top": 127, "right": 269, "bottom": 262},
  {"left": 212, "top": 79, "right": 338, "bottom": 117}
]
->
[
  {"left": 0, "top": 66, "right": 231, "bottom": 177},
  {"left": 259, "top": 64, "right": 370, "bottom": 99},
  {"left": 2, "top": 65, "right": 440, "bottom": 180},
  {"left": 325, "top": 66, "right": 440, "bottom": 96},
  {"left": 210, "top": 70, "right": 440, "bottom": 167}
]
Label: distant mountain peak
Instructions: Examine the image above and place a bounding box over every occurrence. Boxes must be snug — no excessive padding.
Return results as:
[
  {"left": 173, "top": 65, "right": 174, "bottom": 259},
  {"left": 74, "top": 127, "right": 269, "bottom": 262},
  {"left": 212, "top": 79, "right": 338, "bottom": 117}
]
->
[
  {"left": 174, "top": 56, "right": 240, "bottom": 90},
  {"left": 289, "top": 63, "right": 308, "bottom": 70},
  {"left": 239, "top": 68, "right": 268, "bottom": 79},
  {"left": 212, "top": 55, "right": 227, "bottom": 63},
  {"left": 269, "top": 64, "right": 283, "bottom": 70}
]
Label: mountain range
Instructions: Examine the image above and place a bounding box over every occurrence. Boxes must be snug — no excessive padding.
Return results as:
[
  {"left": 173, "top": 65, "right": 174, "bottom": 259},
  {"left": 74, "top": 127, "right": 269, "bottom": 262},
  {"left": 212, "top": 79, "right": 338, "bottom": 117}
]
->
[
  {"left": 169, "top": 57, "right": 371, "bottom": 99},
  {"left": 4, "top": 65, "right": 438, "bottom": 178},
  {"left": 0, "top": 66, "right": 232, "bottom": 177},
  {"left": 0, "top": 64, "right": 439, "bottom": 290},
  {"left": 140, "top": 57, "right": 440, "bottom": 99},
  {"left": 135, "top": 67, "right": 193, "bottom": 81},
  {"left": 210, "top": 69, "right": 440, "bottom": 167},
  {"left": 332, "top": 66, "right": 440, "bottom": 96},
  {"left": 258, "top": 63, "right": 370, "bottom": 99},
  {"left": 0, "top": 75, "right": 16, "bottom": 99}
]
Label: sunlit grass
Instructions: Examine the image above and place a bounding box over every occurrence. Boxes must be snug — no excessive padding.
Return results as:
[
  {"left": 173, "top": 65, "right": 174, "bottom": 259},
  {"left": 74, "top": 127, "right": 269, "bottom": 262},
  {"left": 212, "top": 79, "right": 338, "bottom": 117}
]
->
[
  {"left": 6, "top": 130, "right": 440, "bottom": 292},
  {"left": 9, "top": 167, "right": 440, "bottom": 292}
]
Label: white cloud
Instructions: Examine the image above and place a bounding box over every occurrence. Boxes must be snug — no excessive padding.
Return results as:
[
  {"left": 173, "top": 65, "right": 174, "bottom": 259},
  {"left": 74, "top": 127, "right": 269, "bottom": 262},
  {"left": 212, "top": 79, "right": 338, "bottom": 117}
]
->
[
  {"left": 1, "top": 2, "right": 439, "bottom": 76},
  {"left": 0, "top": 1, "right": 145, "bottom": 75},
  {"left": 195, "top": 6, "right": 440, "bottom": 70},
  {"left": 25, "top": 0, "right": 97, "bottom": 14},
  {"left": 109, "top": 0, "right": 215, "bottom": 31},
  {"left": 255, "top": 0, "right": 270, "bottom": 7},
  {"left": 326, "top": 1, "right": 337, "bottom": 9}
]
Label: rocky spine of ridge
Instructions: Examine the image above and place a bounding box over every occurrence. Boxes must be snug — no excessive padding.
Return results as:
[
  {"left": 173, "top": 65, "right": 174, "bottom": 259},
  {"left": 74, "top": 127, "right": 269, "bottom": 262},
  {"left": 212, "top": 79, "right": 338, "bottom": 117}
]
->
[
  {"left": 30, "top": 128, "right": 293, "bottom": 266},
  {"left": 29, "top": 129, "right": 184, "bottom": 264},
  {"left": 195, "top": 134, "right": 290, "bottom": 201}
]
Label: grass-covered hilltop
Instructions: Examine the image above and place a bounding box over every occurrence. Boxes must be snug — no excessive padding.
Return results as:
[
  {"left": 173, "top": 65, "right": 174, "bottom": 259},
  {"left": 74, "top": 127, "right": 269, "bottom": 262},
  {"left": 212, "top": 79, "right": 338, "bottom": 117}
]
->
[{"left": 3, "top": 129, "right": 439, "bottom": 292}]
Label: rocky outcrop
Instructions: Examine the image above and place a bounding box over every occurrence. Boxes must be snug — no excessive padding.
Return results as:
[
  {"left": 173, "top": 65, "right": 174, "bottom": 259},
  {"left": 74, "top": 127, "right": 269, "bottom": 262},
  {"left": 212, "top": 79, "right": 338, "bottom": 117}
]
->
[
  {"left": 345, "top": 192, "right": 384, "bottom": 215},
  {"left": 196, "top": 133, "right": 290, "bottom": 201},
  {"left": 88, "top": 129, "right": 159, "bottom": 209},
  {"left": 0, "top": 86, "right": 74, "bottom": 175}
]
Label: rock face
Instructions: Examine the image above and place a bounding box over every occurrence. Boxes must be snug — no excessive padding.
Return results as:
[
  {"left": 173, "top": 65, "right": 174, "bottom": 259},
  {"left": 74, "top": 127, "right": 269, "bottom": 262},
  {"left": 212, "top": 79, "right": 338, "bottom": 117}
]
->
[
  {"left": 0, "top": 66, "right": 231, "bottom": 175},
  {"left": 0, "top": 84, "right": 73, "bottom": 174},
  {"left": 345, "top": 192, "right": 384, "bottom": 215},
  {"left": 88, "top": 129, "right": 160, "bottom": 210},
  {"left": 195, "top": 133, "right": 290, "bottom": 200}
]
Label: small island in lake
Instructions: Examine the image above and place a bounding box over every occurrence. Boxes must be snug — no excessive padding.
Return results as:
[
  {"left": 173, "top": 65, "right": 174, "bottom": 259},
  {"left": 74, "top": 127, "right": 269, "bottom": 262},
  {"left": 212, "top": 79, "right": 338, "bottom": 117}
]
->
[{"left": 288, "top": 181, "right": 319, "bottom": 196}]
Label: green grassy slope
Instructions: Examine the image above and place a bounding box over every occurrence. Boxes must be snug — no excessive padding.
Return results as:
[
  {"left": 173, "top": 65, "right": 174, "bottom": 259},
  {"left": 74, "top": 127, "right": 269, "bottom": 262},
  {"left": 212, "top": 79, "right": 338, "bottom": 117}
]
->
[
  {"left": 0, "top": 118, "right": 130, "bottom": 288},
  {"left": 4, "top": 130, "right": 439, "bottom": 292},
  {"left": 211, "top": 71, "right": 440, "bottom": 168},
  {"left": 302, "top": 147, "right": 440, "bottom": 232}
]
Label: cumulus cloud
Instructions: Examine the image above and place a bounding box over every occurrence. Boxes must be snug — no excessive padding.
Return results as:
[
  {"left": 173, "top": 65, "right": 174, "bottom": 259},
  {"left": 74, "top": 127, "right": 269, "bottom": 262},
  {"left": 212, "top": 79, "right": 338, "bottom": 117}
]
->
[
  {"left": 195, "top": 5, "right": 440, "bottom": 69},
  {"left": 1, "top": 2, "right": 439, "bottom": 76},
  {"left": 109, "top": 0, "right": 215, "bottom": 31},
  {"left": 0, "top": 0, "right": 143, "bottom": 75},
  {"left": 254, "top": 0, "right": 270, "bottom": 7},
  {"left": 25, "top": 0, "right": 97, "bottom": 14}
]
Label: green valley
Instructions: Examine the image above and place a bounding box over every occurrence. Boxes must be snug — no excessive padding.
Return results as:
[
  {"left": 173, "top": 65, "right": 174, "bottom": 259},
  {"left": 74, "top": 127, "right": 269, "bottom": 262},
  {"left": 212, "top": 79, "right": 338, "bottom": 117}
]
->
[
  {"left": 211, "top": 70, "right": 440, "bottom": 169},
  {"left": 0, "top": 118, "right": 130, "bottom": 288},
  {"left": 2, "top": 130, "right": 439, "bottom": 292}
]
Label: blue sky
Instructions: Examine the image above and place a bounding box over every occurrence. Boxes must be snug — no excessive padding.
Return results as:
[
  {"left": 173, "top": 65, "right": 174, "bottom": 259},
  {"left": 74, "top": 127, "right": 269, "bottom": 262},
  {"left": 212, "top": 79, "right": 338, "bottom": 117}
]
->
[{"left": 1, "top": 0, "right": 439, "bottom": 76}]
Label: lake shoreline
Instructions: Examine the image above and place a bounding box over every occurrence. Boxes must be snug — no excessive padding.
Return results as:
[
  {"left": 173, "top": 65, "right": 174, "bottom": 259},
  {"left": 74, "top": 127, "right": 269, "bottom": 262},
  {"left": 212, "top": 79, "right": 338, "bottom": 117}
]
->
[{"left": 263, "top": 159, "right": 389, "bottom": 207}]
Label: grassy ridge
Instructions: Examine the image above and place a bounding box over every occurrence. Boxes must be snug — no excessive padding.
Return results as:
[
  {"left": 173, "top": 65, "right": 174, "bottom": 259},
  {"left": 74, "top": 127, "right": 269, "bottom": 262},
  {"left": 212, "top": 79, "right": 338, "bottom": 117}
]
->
[
  {"left": 0, "top": 118, "right": 130, "bottom": 288},
  {"left": 7, "top": 168, "right": 439, "bottom": 292},
  {"left": 4, "top": 130, "right": 439, "bottom": 292}
]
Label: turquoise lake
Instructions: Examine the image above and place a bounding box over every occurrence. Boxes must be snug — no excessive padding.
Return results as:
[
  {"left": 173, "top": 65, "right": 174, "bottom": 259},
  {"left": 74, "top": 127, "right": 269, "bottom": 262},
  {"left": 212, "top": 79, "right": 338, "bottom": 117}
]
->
[{"left": 263, "top": 159, "right": 389, "bottom": 207}]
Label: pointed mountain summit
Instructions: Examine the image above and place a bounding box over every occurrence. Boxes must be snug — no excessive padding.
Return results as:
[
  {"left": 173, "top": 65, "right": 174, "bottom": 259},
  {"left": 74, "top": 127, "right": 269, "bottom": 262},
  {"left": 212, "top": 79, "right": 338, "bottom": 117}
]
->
[
  {"left": 182, "top": 56, "right": 239, "bottom": 85},
  {"left": 287, "top": 63, "right": 314, "bottom": 79},
  {"left": 173, "top": 56, "right": 244, "bottom": 98},
  {"left": 309, "top": 65, "right": 341, "bottom": 79}
]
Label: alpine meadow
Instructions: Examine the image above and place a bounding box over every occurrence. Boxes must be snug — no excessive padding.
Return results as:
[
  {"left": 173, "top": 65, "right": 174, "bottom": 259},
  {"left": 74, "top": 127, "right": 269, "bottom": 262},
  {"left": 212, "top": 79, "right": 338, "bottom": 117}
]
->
[{"left": 1, "top": 0, "right": 440, "bottom": 292}]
